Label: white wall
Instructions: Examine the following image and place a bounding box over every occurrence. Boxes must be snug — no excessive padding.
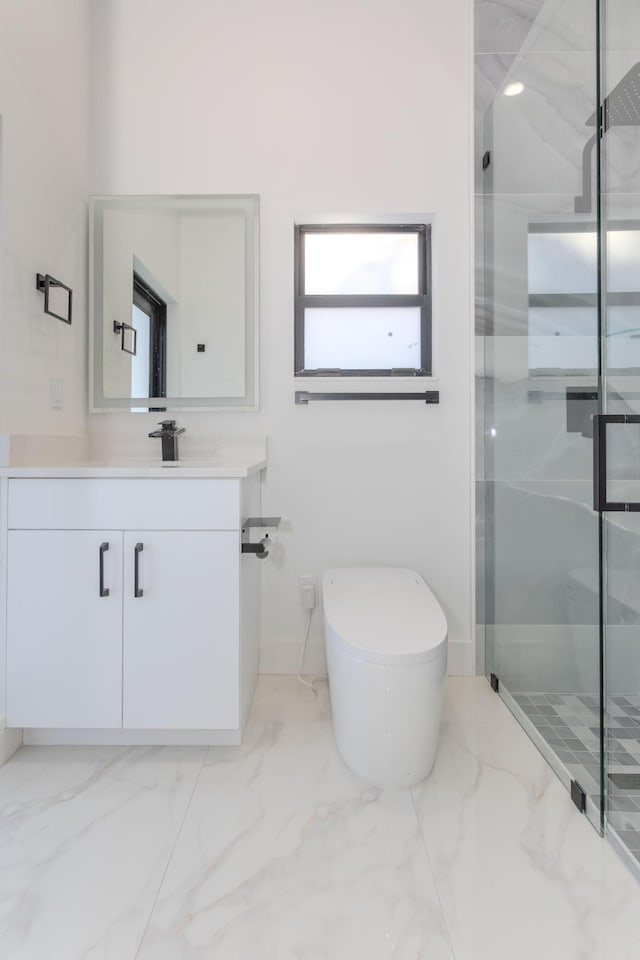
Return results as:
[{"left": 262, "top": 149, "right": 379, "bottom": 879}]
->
[
  {"left": 0, "top": 0, "right": 91, "bottom": 720},
  {"left": 0, "top": 0, "right": 90, "bottom": 436},
  {"left": 88, "top": 0, "right": 475, "bottom": 675}
]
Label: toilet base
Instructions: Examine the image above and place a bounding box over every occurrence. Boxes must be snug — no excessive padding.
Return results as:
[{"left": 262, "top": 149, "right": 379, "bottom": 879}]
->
[{"left": 326, "top": 638, "right": 446, "bottom": 788}]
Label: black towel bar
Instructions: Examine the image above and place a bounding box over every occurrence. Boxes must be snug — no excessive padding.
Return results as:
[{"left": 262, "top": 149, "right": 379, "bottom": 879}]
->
[{"left": 295, "top": 390, "right": 439, "bottom": 404}]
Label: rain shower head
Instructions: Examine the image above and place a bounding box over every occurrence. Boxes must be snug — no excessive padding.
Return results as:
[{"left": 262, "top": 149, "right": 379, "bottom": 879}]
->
[
  {"left": 587, "top": 61, "right": 640, "bottom": 129},
  {"left": 575, "top": 60, "right": 640, "bottom": 213}
]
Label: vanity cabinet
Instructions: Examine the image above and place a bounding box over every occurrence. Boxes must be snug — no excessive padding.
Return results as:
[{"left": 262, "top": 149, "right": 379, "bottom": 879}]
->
[{"left": 5, "top": 476, "right": 261, "bottom": 739}]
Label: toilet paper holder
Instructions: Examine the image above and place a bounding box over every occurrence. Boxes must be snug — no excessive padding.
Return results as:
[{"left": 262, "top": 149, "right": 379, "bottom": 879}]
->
[{"left": 241, "top": 517, "right": 281, "bottom": 559}]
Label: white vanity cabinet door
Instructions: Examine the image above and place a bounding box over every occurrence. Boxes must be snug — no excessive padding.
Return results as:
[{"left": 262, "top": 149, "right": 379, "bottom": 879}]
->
[
  {"left": 122, "top": 531, "right": 240, "bottom": 729},
  {"left": 6, "top": 531, "right": 123, "bottom": 728}
]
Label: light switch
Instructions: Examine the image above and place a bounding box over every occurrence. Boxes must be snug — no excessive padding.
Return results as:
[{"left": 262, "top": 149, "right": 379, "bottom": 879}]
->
[{"left": 50, "top": 376, "right": 64, "bottom": 409}]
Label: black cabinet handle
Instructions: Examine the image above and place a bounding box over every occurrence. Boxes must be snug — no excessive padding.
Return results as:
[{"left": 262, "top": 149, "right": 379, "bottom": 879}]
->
[
  {"left": 99, "top": 542, "right": 110, "bottom": 597},
  {"left": 134, "top": 542, "right": 144, "bottom": 597}
]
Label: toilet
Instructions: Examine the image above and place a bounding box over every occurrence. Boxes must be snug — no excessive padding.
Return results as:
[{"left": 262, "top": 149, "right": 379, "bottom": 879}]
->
[{"left": 322, "top": 567, "right": 448, "bottom": 788}]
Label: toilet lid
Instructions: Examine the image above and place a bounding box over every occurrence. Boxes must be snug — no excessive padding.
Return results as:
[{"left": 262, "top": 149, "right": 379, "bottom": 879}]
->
[{"left": 322, "top": 567, "right": 448, "bottom": 665}]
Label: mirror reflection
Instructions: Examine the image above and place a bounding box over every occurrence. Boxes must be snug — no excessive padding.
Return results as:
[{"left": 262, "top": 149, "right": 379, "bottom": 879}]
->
[{"left": 90, "top": 195, "right": 259, "bottom": 411}]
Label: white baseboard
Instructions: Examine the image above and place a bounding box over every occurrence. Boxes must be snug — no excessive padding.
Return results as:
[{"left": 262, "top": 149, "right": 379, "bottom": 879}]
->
[
  {"left": 259, "top": 640, "right": 474, "bottom": 676},
  {"left": 23, "top": 728, "right": 241, "bottom": 746},
  {"left": 0, "top": 719, "right": 22, "bottom": 765},
  {"left": 475, "top": 624, "right": 486, "bottom": 675}
]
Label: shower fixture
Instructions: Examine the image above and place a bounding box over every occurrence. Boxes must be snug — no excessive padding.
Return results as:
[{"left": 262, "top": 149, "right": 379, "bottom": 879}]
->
[{"left": 575, "top": 60, "right": 640, "bottom": 213}]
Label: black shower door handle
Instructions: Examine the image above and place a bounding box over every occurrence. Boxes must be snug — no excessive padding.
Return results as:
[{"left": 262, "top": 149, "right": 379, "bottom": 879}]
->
[
  {"left": 593, "top": 414, "right": 640, "bottom": 512},
  {"left": 134, "top": 542, "right": 144, "bottom": 597}
]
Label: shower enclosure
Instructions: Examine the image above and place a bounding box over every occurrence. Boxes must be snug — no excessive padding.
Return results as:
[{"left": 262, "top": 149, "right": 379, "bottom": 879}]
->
[{"left": 478, "top": 0, "right": 640, "bottom": 870}]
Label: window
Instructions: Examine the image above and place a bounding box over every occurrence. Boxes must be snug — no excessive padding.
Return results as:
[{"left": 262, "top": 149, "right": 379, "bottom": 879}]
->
[
  {"left": 294, "top": 223, "right": 432, "bottom": 376},
  {"left": 132, "top": 273, "right": 167, "bottom": 404},
  {"left": 129, "top": 273, "right": 168, "bottom": 412}
]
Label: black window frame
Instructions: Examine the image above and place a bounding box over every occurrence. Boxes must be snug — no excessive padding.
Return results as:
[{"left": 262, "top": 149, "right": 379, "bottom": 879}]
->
[
  {"left": 294, "top": 223, "right": 432, "bottom": 377},
  {"left": 132, "top": 272, "right": 167, "bottom": 402}
]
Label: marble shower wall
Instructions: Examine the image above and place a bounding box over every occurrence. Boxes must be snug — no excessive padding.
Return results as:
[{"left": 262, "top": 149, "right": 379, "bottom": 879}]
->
[{"left": 474, "top": 1, "right": 546, "bottom": 191}]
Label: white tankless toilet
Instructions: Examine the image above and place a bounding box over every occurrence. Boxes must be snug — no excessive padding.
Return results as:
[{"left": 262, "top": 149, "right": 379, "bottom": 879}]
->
[{"left": 322, "top": 567, "right": 447, "bottom": 788}]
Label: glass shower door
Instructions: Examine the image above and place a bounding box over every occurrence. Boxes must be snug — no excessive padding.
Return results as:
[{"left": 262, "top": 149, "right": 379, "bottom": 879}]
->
[
  {"left": 599, "top": 0, "right": 640, "bottom": 870},
  {"left": 482, "top": 0, "right": 604, "bottom": 834},
  {"left": 480, "top": 0, "right": 640, "bottom": 863}
]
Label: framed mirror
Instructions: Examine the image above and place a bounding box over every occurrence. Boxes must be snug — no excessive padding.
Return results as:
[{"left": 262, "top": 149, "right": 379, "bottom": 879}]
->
[{"left": 89, "top": 194, "right": 259, "bottom": 411}]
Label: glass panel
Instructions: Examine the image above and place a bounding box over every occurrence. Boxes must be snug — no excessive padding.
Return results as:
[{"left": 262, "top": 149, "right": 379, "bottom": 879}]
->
[
  {"left": 608, "top": 306, "right": 640, "bottom": 369},
  {"left": 480, "top": 0, "right": 603, "bottom": 834},
  {"left": 601, "top": 0, "right": 640, "bottom": 871},
  {"left": 304, "top": 232, "right": 419, "bottom": 295},
  {"left": 608, "top": 229, "right": 640, "bottom": 291},
  {"left": 528, "top": 232, "right": 597, "bottom": 294},
  {"left": 605, "top": 422, "right": 640, "bottom": 505},
  {"left": 304, "top": 307, "right": 421, "bottom": 370},
  {"left": 528, "top": 307, "right": 597, "bottom": 370},
  {"left": 480, "top": 0, "right": 640, "bottom": 865}
]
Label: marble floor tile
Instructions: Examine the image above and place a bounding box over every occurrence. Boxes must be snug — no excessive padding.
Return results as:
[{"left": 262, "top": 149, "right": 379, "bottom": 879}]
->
[
  {"left": 0, "top": 745, "right": 206, "bottom": 960},
  {"left": 412, "top": 719, "right": 640, "bottom": 960},
  {"left": 442, "top": 676, "right": 513, "bottom": 725},
  {"left": 136, "top": 721, "right": 454, "bottom": 960},
  {"left": 3, "top": 677, "right": 640, "bottom": 960}
]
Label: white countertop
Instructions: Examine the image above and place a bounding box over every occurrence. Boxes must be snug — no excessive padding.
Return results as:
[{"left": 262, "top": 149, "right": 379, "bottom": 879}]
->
[{"left": 0, "top": 456, "right": 267, "bottom": 479}]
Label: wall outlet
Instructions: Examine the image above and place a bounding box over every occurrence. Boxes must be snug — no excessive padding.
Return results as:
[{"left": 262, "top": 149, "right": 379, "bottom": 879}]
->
[
  {"left": 298, "top": 575, "right": 317, "bottom": 610},
  {"left": 49, "top": 376, "right": 64, "bottom": 409}
]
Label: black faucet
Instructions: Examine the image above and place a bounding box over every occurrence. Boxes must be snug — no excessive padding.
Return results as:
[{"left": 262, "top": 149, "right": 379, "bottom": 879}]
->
[{"left": 148, "top": 420, "right": 186, "bottom": 461}]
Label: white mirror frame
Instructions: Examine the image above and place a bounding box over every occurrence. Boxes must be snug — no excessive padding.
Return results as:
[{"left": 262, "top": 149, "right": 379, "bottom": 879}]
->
[{"left": 89, "top": 194, "right": 259, "bottom": 412}]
